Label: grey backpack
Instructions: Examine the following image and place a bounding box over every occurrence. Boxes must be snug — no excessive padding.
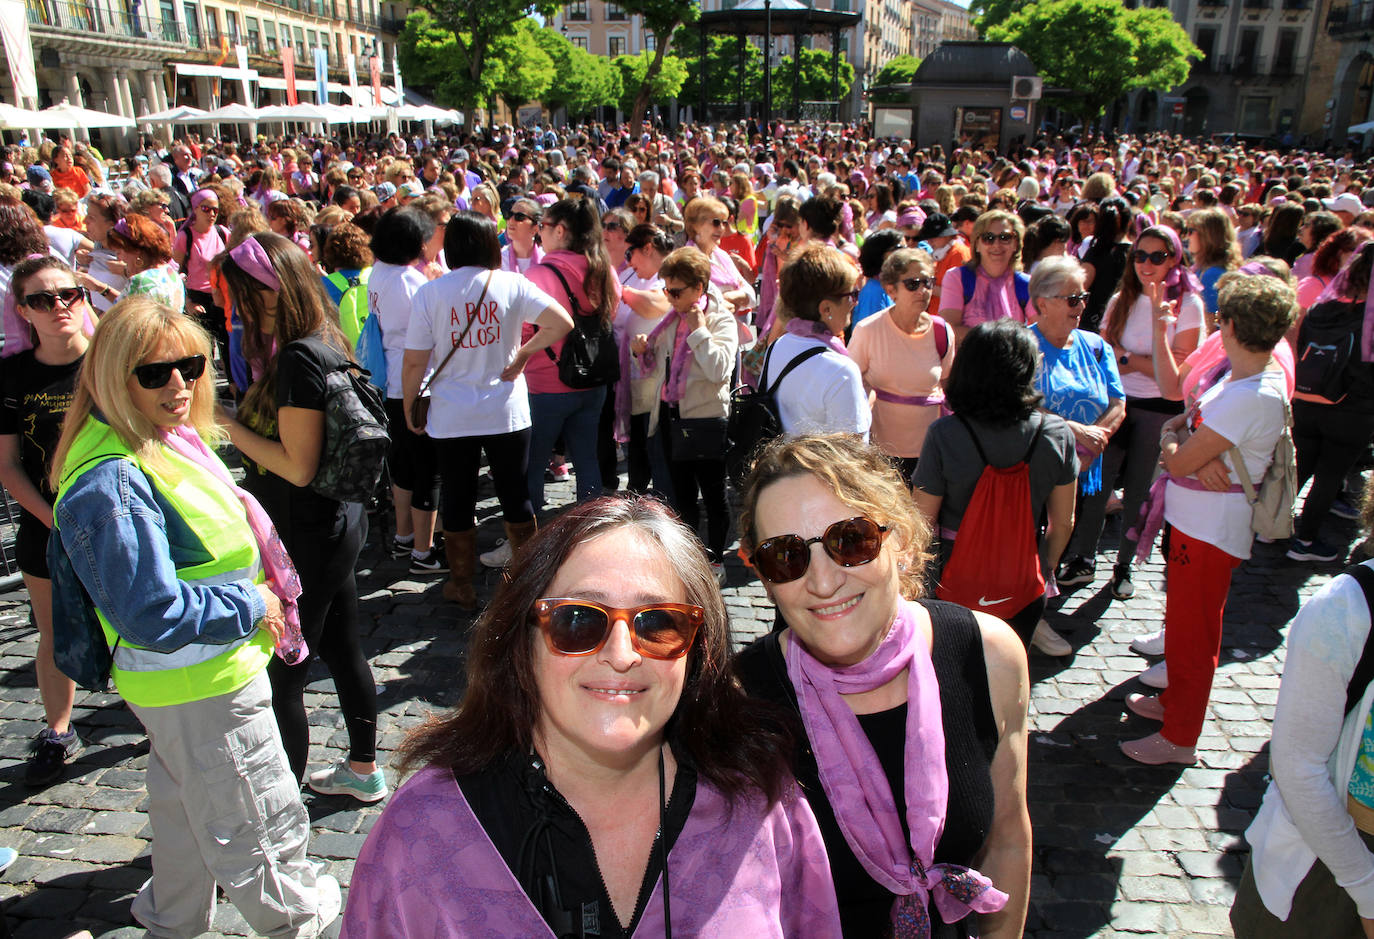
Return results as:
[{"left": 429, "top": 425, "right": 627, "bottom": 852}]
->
[{"left": 310, "top": 362, "right": 390, "bottom": 503}]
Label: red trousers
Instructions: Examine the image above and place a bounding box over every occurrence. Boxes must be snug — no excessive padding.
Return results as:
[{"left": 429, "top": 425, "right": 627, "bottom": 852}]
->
[{"left": 1160, "top": 530, "right": 1242, "bottom": 748}]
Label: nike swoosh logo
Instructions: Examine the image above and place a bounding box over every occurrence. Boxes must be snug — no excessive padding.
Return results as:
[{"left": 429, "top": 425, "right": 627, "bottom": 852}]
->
[{"left": 977, "top": 596, "right": 1012, "bottom": 607}]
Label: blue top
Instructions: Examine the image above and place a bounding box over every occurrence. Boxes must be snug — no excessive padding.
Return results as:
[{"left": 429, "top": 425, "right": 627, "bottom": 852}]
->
[
  {"left": 850, "top": 278, "right": 892, "bottom": 334},
  {"left": 52, "top": 457, "right": 265, "bottom": 653},
  {"left": 1030, "top": 324, "right": 1124, "bottom": 495},
  {"left": 604, "top": 184, "right": 639, "bottom": 209},
  {"left": 1199, "top": 265, "right": 1226, "bottom": 315}
]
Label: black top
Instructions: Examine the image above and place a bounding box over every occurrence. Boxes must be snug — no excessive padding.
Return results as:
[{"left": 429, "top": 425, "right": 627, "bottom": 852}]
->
[
  {"left": 240, "top": 335, "right": 348, "bottom": 528},
  {"left": 0, "top": 349, "right": 82, "bottom": 507},
  {"left": 1082, "top": 241, "right": 1129, "bottom": 334},
  {"left": 457, "top": 749, "right": 696, "bottom": 939},
  {"left": 733, "top": 600, "right": 1000, "bottom": 939}
]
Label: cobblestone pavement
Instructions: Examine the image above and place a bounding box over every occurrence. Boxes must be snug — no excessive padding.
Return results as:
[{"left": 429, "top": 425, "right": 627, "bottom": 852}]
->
[{"left": 0, "top": 470, "right": 1353, "bottom": 938}]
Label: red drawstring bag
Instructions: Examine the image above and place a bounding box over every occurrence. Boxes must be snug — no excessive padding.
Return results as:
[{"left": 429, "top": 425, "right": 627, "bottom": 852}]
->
[{"left": 936, "top": 415, "right": 1046, "bottom": 620}]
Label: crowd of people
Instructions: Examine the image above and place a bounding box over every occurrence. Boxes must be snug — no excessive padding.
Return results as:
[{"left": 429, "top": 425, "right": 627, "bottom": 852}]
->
[{"left": 0, "top": 119, "right": 1373, "bottom": 936}]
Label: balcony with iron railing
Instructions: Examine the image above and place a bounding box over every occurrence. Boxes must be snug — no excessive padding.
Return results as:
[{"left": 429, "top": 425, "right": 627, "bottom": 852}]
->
[
  {"left": 25, "top": 0, "right": 184, "bottom": 43},
  {"left": 1328, "top": 0, "right": 1374, "bottom": 34},
  {"left": 1194, "top": 52, "right": 1306, "bottom": 76}
]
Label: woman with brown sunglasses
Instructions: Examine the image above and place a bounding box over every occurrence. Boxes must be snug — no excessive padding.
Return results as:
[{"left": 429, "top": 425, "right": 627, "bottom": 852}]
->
[
  {"left": 345, "top": 495, "right": 841, "bottom": 937},
  {"left": 735, "top": 433, "right": 1030, "bottom": 939}
]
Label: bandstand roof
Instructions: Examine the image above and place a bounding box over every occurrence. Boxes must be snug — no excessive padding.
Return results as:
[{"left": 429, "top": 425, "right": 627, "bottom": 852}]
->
[{"left": 698, "top": 0, "right": 861, "bottom": 35}]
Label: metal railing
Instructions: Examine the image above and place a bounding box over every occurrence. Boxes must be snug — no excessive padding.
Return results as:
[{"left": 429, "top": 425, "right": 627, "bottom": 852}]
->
[
  {"left": 1196, "top": 53, "right": 1306, "bottom": 76},
  {"left": 25, "top": 0, "right": 177, "bottom": 41},
  {"left": 1328, "top": 1, "right": 1374, "bottom": 34}
]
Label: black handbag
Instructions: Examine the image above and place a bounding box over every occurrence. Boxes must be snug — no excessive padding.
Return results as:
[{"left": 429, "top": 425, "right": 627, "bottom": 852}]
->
[
  {"left": 539, "top": 263, "right": 620, "bottom": 389},
  {"left": 669, "top": 413, "right": 729, "bottom": 462}
]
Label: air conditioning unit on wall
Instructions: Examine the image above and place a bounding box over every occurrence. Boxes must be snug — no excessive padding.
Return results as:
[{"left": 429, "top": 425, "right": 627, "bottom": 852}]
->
[{"left": 1011, "top": 76, "right": 1042, "bottom": 100}]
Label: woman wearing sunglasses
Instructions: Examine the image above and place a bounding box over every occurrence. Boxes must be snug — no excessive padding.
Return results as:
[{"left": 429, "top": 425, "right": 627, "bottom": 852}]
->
[
  {"left": 761, "top": 243, "right": 869, "bottom": 439},
  {"left": 848, "top": 247, "right": 954, "bottom": 482},
  {"left": 1065, "top": 225, "right": 1203, "bottom": 602},
  {"left": 173, "top": 188, "right": 230, "bottom": 369},
  {"left": 344, "top": 495, "right": 842, "bottom": 938},
  {"left": 684, "top": 195, "right": 757, "bottom": 317},
  {"left": 0, "top": 257, "right": 91, "bottom": 787},
  {"left": 601, "top": 208, "right": 634, "bottom": 276},
  {"left": 734, "top": 434, "right": 1029, "bottom": 939},
  {"left": 937, "top": 210, "right": 1031, "bottom": 346},
  {"left": 1028, "top": 257, "right": 1125, "bottom": 652},
  {"left": 47, "top": 297, "right": 341, "bottom": 936},
  {"left": 217, "top": 233, "right": 387, "bottom": 804},
  {"left": 501, "top": 198, "right": 543, "bottom": 274},
  {"left": 107, "top": 213, "right": 184, "bottom": 314}
]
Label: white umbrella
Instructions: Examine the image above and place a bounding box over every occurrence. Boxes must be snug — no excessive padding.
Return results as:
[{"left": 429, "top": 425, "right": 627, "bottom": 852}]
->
[
  {"left": 201, "top": 103, "right": 264, "bottom": 124},
  {"left": 1348, "top": 121, "right": 1374, "bottom": 135},
  {"left": 140, "top": 105, "right": 209, "bottom": 124},
  {"left": 394, "top": 104, "right": 461, "bottom": 124},
  {"left": 260, "top": 103, "right": 338, "bottom": 123},
  {"left": 34, "top": 101, "right": 134, "bottom": 130},
  {"left": 0, "top": 102, "right": 46, "bottom": 129}
]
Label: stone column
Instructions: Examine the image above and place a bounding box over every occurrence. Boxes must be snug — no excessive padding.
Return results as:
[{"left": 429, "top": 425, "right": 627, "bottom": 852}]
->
[{"left": 63, "top": 69, "right": 90, "bottom": 142}]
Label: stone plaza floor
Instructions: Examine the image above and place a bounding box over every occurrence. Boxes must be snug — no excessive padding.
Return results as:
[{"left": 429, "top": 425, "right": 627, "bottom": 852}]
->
[{"left": 0, "top": 470, "right": 1353, "bottom": 938}]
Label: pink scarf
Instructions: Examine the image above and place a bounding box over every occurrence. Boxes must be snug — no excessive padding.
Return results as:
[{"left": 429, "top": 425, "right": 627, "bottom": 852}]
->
[
  {"left": 159, "top": 425, "right": 308, "bottom": 665},
  {"left": 786, "top": 316, "right": 848, "bottom": 355},
  {"left": 638, "top": 299, "right": 704, "bottom": 404},
  {"left": 785, "top": 600, "right": 1008, "bottom": 936},
  {"left": 967, "top": 267, "right": 1022, "bottom": 325},
  {"left": 613, "top": 328, "right": 634, "bottom": 444}
]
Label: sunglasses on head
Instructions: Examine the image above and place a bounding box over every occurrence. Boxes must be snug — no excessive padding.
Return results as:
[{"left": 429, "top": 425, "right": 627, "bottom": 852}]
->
[
  {"left": 1132, "top": 249, "right": 1172, "bottom": 265},
  {"left": 533, "top": 598, "right": 703, "bottom": 659},
  {"left": 752, "top": 516, "right": 889, "bottom": 584},
  {"left": 901, "top": 276, "right": 934, "bottom": 292},
  {"left": 21, "top": 286, "right": 85, "bottom": 312},
  {"left": 510, "top": 211, "right": 539, "bottom": 224},
  {"left": 1052, "top": 292, "right": 1089, "bottom": 307},
  {"left": 132, "top": 354, "right": 206, "bottom": 390},
  {"left": 980, "top": 231, "right": 1016, "bottom": 244}
]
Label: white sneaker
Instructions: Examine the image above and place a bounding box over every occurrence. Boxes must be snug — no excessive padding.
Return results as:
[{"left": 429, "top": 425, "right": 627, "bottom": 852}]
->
[
  {"left": 1030, "top": 619, "right": 1072, "bottom": 656},
  {"left": 479, "top": 539, "right": 512, "bottom": 568},
  {"left": 1130, "top": 628, "right": 1166, "bottom": 656},
  {"left": 1139, "top": 660, "right": 1169, "bottom": 690},
  {"left": 312, "top": 872, "right": 342, "bottom": 935}
]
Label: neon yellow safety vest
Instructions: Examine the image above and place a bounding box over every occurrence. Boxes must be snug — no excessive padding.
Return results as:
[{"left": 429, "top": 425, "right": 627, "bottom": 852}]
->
[{"left": 55, "top": 419, "right": 273, "bottom": 708}]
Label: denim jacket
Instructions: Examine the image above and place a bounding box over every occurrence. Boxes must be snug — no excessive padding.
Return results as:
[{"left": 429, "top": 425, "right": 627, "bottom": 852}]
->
[{"left": 51, "top": 456, "right": 266, "bottom": 655}]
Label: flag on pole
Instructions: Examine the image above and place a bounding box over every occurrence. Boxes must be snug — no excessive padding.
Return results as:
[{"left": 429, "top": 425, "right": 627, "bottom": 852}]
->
[
  {"left": 235, "top": 44, "right": 251, "bottom": 107},
  {"left": 392, "top": 52, "right": 403, "bottom": 104},
  {"left": 313, "top": 46, "right": 328, "bottom": 105},
  {"left": 369, "top": 54, "right": 382, "bottom": 107},
  {"left": 283, "top": 46, "right": 298, "bottom": 106},
  {"left": 346, "top": 53, "right": 358, "bottom": 98},
  {"left": 0, "top": 0, "right": 38, "bottom": 107}
]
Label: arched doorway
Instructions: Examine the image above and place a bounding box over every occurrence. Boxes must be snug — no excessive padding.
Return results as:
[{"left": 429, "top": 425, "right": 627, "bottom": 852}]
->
[
  {"left": 1183, "top": 86, "right": 1208, "bottom": 137},
  {"left": 1335, "top": 53, "right": 1374, "bottom": 139}
]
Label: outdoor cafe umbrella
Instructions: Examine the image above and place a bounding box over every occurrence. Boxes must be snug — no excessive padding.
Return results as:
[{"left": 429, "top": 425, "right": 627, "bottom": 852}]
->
[
  {"left": 33, "top": 101, "right": 134, "bottom": 130},
  {"left": 141, "top": 105, "right": 210, "bottom": 124},
  {"left": 0, "top": 102, "right": 46, "bottom": 129},
  {"left": 1349, "top": 121, "right": 1374, "bottom": 135}
]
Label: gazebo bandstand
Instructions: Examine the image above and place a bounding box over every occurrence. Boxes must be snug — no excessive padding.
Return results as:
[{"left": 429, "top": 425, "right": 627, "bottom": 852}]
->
[{"left": 696, "top": 0, "right": 861, "bottom": 133}]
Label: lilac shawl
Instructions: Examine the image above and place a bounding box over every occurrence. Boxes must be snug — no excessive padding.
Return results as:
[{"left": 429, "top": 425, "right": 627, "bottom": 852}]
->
[
  {"left": 341, "top": 765, "right": 843, "bottom": 938},
  {"left": 638, "top": 298, "right": 705, "bottom": 404},
  {"left": 785, "top": 316, "right": 848, "bottom": 355},
  {"left": 785, "top": 600, "right": 1008, "bottom": 936},
  {"left": 965, "top": 266, "right": 1023, "bottom": 327},
  {"left": 159, "top": 425, "right": 308, "bottom": 665}
]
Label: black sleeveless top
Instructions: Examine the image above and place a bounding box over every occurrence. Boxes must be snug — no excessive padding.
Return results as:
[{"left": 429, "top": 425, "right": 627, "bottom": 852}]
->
[{"left": 732, "top": 600, "right": 1000, "bottom": 939}]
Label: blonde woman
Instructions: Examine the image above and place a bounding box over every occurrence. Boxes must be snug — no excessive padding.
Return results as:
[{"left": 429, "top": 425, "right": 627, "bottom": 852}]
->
[{"left": 1185, "top": 206, "right": 1242, "bottom": 319}]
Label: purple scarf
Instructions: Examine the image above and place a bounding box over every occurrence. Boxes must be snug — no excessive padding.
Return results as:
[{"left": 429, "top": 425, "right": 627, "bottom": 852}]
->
[
  {"left": 1127, "top": 473, "right": 1243, "bottom": 563},
  {"left": 613, "top": 327, "right": 634, "bottom": 444},
  {"left": 638, "top": 299, "right": 705, "bottom": 404},
  {"left": 785, "top": 600, "right": 1008, "bottom": 936},
  {"left": 967, "top": 267, "right": 1022, "bottom": 325},
  {"left": 785, "top": 316, "right": 848, "bottom": 355},
  {"left": 159, "top": 425, "right": 308, "bottom": 665}
]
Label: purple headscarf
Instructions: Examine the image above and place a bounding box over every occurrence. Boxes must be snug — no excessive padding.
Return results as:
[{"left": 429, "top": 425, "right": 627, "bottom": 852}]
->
[
  {"left": 229, "top": 235, "right": 282, "bottom": 292},
  {"left": 1137, "top": 224, "right": 1202, "bottom": 303}
]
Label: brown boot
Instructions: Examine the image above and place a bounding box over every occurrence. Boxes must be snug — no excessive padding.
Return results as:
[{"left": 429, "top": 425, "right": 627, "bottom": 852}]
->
[
  {"left": 504, "top": 518, "right": 539, "bottom": 567},
  {"left": 441, "top": 528, "right": 478, "bottom": 609}
]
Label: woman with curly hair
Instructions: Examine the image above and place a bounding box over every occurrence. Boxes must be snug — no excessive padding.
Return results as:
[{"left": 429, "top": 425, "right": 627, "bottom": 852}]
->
[{"left": 106, "top": 213, "right": 184, "bottom": 313}]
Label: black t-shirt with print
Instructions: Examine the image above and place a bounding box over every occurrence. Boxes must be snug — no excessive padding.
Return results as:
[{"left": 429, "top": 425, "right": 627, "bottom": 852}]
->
[{"left": 0, "top": 349, "right": 82, "bottom": 505}]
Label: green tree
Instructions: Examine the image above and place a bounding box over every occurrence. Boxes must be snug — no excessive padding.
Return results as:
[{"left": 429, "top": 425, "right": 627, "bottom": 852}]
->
[
  {"left": 987, "top": 0, "right": 1199, "bottom": 124},
  {"left": 534, "top": 27, "right": 623, "bottom": 119},
  {"left": 613, "top": 0, "right": 701, "bottom": 132},
  {"left": 969, "top": 0, "right": 1020, "bottom": 36},
  {"left": 674, "top": 32, "right": 764, "bottom": 106},
  {"left": 487, "top": 20, "right": 556, "bottom": 116},
  {"left": 773, "top": 47, "right": 855, "bottom": 104},
  {"left": 414, "top": 0, "right": 562, "bottom": 130},
  {"left": 870, "top": 54, "right": 920, "bottom": 104},
  {"left": 611, "top": 51, "right": 688, "bottom": 116}
]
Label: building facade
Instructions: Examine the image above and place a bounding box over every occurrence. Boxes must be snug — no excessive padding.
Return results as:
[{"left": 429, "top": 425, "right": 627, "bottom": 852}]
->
[{"left": 912, "top": 0, "right": 976, "bottom": 59}]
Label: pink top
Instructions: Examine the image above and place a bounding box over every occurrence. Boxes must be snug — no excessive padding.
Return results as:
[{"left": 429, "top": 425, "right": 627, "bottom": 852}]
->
[
  {"left": 176, "top": 224, "right": 225, "bottom": 292},
  {"left": 523, "top": 250, "right": 621, "bottom": 394},
  {"left": 1180, "top": 329, "right": 1295, "bottom": 407},
  {"left": 341, "top": 765, "right": 843, "bottom": 939}
]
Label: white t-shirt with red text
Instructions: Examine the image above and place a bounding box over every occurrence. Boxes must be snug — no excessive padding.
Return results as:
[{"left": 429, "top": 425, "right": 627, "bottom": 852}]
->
[{"left": 406, "top": 265, "right": 559, "bottom": 438}]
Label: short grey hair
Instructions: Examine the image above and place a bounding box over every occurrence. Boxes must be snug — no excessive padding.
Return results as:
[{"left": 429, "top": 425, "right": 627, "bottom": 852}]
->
[
  {"left": 638, "top": 170, "right": 659, "bottom": 191},
  {"left": 1029, "top": 255, "right": 1086, "bottom": 299},
  {"left": 148, "top": 164, "right": 172, "bottom": 186}
]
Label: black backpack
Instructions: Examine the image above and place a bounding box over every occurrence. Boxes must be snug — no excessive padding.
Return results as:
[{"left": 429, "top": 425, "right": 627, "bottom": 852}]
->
[
  {"left": 725, "top": 342, "right": 826, "bottom": 485},
  {"left": 310, "top": 361, "right": 390, "bottom": 503},
  {"left": 539, "top": 263, "right": 620, "bottom": 389},
  {"left": 1295, "top": 299, "right": 1364, "bottom": 404}
]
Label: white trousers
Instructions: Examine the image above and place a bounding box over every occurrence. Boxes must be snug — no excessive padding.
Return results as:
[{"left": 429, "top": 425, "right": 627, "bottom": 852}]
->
[{"left": 129, "top": 670, "right": 323, "bottom": 938}]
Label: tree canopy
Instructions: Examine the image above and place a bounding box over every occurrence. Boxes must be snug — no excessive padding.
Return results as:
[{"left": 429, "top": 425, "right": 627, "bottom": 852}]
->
[
  {"left": 611, "top": 51, "right": 689, "bottom": 116},
  {"left": 987, "top": 0, "right": 1199, "bottom": 123},
  {"left": 411, "top": 0, "right": 562, "bottom": 129},
  {"left": 674, "top": 33, "right": 765, "bottom": 106},
  {"left": 773, "top": 47, "right": 855, "bottom": 104},
  {"left": 969, "top": 0, "right": 1020, "bottom": 36},
  {"left": 870, "top": 54, "right": 920, "bottom": 104},
  {"left": 531, "top": 26, "right": 622, "bottom": 120},
  {"left": 615, "top": 0, "right": 700, "bottom": 131}
]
